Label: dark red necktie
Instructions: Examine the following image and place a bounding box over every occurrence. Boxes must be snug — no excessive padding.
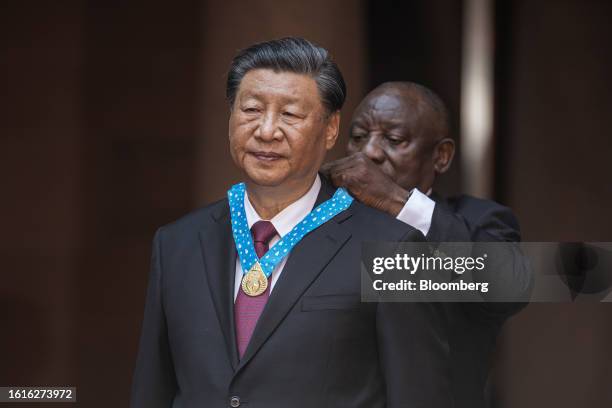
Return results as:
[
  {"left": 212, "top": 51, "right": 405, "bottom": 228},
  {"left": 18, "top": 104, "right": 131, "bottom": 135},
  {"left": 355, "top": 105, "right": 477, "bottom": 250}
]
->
[{"left": 234, "top": 220, "right": 277, "bottom": 358}]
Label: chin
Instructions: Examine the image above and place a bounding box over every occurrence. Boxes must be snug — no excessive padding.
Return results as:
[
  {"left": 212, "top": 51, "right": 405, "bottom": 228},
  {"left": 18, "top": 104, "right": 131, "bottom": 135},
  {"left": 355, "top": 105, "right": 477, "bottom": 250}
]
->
[
  {"left": 244, "top": 168, "right": 289, "bottom": 188},
  {"left": 240, "top": 155, "right": 293, "bottom": 186}
]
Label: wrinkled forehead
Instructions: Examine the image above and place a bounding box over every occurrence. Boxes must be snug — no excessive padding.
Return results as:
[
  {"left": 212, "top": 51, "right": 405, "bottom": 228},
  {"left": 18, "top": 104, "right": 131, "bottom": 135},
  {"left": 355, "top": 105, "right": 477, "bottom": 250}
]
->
[
  {"left": 352, "top": 92, "right": 422, "bottom": 130},
  {"left": 237, "top": 69, "right": 319, "bottom": 104}
]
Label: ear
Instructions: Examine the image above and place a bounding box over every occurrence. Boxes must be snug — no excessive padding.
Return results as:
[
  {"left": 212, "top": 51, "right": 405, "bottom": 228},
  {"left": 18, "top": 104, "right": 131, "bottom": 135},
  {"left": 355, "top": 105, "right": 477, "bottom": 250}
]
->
[
  {"left": 324, "top": 111, "right": 341, "bottom": 150},
  {"left": 433, "top": 138, "right": 455, "bottom": 175}
]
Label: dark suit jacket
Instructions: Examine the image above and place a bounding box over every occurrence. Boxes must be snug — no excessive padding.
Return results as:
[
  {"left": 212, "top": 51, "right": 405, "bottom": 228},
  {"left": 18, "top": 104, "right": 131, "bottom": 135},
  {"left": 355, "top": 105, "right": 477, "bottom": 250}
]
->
[
  {"left": 427, "top": 193, "right": 520, "bottom": 243},
  {"left": 426, "top": 193, "right": 530, "bottom": 408},
  {"left": 131, "top": 179, "right": 453, "bottom": 408}
]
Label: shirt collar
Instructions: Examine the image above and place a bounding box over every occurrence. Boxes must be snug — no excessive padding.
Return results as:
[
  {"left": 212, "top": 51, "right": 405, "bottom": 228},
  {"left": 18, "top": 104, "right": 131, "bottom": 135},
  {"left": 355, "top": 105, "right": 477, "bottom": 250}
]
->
[{"left": 244, "top": 174, "right": 322, "bottom": 238}]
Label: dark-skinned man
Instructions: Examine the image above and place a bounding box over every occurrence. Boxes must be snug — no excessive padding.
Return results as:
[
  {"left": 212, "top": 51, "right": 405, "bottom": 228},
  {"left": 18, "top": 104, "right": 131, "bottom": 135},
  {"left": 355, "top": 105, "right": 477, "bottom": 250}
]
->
[{"left": 322, "top": 81, "right": 531, "bottom": 408}]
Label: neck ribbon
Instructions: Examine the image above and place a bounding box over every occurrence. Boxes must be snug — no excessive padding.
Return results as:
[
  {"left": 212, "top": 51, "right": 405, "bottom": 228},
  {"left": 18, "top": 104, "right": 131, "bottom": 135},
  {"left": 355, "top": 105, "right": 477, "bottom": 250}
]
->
[{"left": 227, "top": 182, "right": 353, "bottom": 277}]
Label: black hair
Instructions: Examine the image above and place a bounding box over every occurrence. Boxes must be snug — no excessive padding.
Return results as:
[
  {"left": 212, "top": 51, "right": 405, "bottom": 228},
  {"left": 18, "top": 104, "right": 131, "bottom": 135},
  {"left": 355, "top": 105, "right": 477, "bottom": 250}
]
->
[{"left": 226, "top": 37, "right": 346, "bottom": 114}]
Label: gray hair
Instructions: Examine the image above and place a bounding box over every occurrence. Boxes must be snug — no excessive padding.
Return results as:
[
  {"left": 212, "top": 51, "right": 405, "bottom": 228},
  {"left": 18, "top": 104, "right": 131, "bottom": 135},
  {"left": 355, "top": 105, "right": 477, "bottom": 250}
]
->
[{"left": 226, "top": 37, "right": 346, "bottom": 114}]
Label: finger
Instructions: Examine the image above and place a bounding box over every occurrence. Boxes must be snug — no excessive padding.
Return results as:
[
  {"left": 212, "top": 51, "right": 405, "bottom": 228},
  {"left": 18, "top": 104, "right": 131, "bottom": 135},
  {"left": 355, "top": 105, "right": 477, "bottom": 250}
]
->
[
  {"left": 320, "top": 158, "right": 347, "bottom": 174},
  {"left": 326, "top": 154, "right": 364, "bottom": 172},
  {"left": 319, "top": 161, "right": 333, "bottom": 176},
  {"left": 328, "top": 168, "right": 350, "bottom": 188}
]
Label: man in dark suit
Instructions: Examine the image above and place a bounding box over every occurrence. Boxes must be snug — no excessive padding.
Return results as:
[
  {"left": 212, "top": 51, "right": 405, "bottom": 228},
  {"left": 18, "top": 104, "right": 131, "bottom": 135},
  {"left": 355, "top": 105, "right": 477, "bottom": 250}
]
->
[
  {"left": 323, "top": 81, "right": 531, "bottom": 408},
  {"left": 131, "top": 39, "right": 453, "bottom": 408}
]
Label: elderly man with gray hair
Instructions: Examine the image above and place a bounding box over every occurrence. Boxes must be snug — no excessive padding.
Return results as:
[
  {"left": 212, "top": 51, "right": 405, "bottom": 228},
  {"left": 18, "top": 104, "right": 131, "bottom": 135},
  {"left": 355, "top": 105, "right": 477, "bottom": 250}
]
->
[{"left": 130, "top": 38, "right": 453, "bottom": 408}]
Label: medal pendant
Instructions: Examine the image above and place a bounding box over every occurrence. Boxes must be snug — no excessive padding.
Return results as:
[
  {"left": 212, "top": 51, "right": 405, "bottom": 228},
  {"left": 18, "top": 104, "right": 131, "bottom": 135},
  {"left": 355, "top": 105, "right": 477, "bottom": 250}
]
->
[{"left": 241, "top": 262, "right": 268, "bottom": 297}]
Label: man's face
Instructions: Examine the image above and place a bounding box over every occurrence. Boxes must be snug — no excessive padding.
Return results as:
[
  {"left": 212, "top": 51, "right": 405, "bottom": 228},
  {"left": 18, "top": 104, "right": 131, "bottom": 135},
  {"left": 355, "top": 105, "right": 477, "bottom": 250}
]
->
[
  {"left": 346, "top": 92, "right": 436, "bottom": 192},
  {"left": 229, "top": 69, "right": 338, "bottom": 189}
]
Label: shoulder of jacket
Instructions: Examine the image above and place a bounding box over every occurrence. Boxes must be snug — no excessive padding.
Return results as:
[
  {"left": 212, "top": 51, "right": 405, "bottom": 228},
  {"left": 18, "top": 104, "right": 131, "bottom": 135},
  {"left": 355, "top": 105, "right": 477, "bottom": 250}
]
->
[
  {"left": 348, "top": 200, "right": 420, "bottom": 239},
  {"left": 157, "top": 197, "right": 228, "bottom": 236}
]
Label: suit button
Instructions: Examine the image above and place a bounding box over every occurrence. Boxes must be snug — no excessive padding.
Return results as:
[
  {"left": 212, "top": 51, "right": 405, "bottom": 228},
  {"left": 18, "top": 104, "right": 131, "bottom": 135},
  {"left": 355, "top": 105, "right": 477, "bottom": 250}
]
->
[{"left": 229, "top": 396, "right": 241, "bottom": 407}]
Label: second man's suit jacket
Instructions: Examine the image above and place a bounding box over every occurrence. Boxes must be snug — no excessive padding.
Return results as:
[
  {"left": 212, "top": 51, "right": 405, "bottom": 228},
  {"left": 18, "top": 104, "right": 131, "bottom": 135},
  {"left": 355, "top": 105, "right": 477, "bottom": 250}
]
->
[
  {"left": 131, "top": 178, "right": 454, "bottom": 408},
  {"left": 427, "top": 193, "right": 531, "bottom": 408}
]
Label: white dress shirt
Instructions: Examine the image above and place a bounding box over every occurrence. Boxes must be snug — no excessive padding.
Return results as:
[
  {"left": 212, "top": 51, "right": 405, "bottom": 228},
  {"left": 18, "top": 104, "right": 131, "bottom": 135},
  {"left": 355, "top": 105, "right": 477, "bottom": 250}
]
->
[
  {"left": 233, "top": 175, "right": 322, "bottom": 301},
  {"left": 396, "top": 188, "right": 436, "bottom": 236}
]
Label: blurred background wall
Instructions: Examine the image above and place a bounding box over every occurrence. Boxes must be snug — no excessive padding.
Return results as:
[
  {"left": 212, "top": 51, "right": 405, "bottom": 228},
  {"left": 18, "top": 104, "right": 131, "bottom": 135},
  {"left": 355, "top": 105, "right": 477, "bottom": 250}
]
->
[{"left": 1, "top": 0, "right": 611, "bottom": 407}]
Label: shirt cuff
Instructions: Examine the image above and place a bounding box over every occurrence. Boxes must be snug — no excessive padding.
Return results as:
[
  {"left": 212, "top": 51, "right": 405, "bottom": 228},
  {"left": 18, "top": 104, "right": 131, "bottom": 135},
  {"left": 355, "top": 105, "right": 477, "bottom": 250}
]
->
[{"left": 395, "top": 188, "right": 436, "bottom": 236}]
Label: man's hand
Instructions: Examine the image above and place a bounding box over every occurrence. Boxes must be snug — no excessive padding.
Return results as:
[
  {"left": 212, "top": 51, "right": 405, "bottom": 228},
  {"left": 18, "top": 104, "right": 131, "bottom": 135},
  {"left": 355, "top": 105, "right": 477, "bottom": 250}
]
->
[{"left": 321, "top": 153, "right": 411, "bottom": 216}]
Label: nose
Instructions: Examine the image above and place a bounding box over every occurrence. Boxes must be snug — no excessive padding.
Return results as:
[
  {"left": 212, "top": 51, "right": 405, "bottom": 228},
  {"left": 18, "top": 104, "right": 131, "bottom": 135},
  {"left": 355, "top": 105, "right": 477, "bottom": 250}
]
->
[
  {"left": 255, "top": 111, "right": 283, "bottom": 142},
  {"left": 362, "top": 135, "right": 385, "bottom": 164}
]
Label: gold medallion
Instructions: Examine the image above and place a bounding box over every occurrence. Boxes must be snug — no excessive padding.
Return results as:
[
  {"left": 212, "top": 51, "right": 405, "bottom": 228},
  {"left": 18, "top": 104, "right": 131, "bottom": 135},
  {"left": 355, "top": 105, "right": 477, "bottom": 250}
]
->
[{"left": 241, "top": 262, "right": 268, "bottom": 297}]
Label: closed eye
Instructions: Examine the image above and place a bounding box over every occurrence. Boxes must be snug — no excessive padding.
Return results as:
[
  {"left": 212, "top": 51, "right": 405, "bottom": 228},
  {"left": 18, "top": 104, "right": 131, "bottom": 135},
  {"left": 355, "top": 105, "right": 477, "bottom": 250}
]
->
[
  {"left": 350, "top": 133, "right": 367, "bottom": 142},
  {"left": 386, "top": 135, "right": 404, "bottom": 145},
  {"left": 282, "top": 111, "right": 301, "bottom": 118}
]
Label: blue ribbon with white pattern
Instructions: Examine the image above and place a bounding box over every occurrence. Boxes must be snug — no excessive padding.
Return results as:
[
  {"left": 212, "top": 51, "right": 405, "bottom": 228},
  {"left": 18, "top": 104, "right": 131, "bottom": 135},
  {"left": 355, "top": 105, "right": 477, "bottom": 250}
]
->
[{"left": 228, "top": 182, "right": 353, "bottom": 277}]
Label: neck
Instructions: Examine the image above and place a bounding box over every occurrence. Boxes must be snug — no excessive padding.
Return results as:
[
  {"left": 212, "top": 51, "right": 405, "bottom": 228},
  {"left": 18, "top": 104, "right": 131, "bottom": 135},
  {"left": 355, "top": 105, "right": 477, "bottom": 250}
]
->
[{"left": 246, "top": 175, "right": 317, "bottom": 220}]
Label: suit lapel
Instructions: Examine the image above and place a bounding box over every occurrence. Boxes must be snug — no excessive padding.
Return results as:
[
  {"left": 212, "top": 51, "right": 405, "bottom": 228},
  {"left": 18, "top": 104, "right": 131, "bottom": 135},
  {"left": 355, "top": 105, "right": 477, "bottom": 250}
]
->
[
  {"left": 198, "top": 202, "right": 240, "bottom": 370},
  {"left": 235, "top": 177, "right": 353, "bottom": 373}
]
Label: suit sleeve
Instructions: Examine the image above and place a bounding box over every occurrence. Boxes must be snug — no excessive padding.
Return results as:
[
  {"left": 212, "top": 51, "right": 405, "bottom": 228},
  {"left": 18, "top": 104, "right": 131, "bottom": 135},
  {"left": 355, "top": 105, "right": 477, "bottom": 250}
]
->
[
  {"left": 376, "top": 228, "right": 454, "bottom": 408},
  {"left": 468, "top": 203, "right": 521, "bottom": 242},
  {"left": 130, "top": 228, "right": 177, "bottom": 408},
  {"left": 425, "top": 202, "right": 472, "bottom": 243},
  {"left": 455, "top": 201, "right": 532, "bottom": 320}
]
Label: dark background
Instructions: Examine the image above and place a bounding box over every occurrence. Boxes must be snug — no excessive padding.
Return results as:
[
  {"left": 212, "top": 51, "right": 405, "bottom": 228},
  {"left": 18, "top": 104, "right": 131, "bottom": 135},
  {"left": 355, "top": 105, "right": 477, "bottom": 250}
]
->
[{"left": 2, "top": 0, "right": 611, "bottom": 407}]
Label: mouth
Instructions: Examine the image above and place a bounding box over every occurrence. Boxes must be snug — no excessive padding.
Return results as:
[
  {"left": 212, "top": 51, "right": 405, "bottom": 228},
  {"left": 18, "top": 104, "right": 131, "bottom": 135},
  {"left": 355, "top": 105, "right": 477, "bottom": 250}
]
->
[{"left": 249, "top": 151, "right": 284, "bottom": 162}]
